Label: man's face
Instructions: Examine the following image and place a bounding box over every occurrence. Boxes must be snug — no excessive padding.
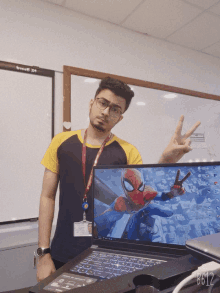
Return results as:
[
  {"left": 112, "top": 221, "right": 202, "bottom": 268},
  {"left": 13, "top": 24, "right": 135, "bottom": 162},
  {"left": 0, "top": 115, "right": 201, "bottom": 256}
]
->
[{"left": 89, "top": 89, "right": 126, "bottom": 133}]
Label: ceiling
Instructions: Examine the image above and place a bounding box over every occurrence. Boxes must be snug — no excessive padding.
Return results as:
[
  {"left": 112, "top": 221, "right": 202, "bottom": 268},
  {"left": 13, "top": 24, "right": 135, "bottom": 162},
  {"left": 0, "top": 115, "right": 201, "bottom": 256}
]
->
[{"left": 39, "top": 0, "right": 220, "bottom": 60}]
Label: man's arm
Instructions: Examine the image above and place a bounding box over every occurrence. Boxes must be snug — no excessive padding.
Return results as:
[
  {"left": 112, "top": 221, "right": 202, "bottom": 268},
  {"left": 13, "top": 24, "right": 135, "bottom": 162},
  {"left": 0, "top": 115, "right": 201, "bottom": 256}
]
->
[{"left": 37, "top": 168, "right": 59, "bottom": 282}]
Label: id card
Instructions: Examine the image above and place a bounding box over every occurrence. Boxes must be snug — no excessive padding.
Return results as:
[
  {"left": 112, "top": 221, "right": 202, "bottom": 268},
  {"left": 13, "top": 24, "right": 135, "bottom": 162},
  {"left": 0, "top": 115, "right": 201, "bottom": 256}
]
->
[{"left": 73, "top": 221, "right": 92, "bottom": 237}]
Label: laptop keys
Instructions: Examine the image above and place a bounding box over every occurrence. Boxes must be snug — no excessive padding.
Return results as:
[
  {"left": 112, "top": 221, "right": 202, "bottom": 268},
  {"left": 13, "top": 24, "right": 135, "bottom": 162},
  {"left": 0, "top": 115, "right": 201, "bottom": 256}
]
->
[
  {"left": 93, "top": 271, "right": 109, "bottom": 278},
  {"left": 70, "top": 252, "right": 165, "bottom": 280}
]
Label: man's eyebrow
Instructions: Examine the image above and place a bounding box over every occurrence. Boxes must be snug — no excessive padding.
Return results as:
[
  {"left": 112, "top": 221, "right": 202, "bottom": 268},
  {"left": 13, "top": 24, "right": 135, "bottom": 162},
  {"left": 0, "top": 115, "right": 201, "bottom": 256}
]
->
[
  {"left": 112, "top": 103, "right": 122, "bottom": 110},
  {"left": 100, "top": 97, "right": 122, "bottom": 109}
]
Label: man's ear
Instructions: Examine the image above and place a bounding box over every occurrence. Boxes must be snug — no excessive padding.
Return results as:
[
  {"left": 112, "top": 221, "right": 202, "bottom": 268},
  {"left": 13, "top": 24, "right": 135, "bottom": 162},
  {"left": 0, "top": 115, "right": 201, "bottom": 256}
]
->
[
  {"left": 89, "top": 99, "right": 94, "bottom": 111},
  {"left": 117, "top": 115, "right": 123, "bottom": 124}
]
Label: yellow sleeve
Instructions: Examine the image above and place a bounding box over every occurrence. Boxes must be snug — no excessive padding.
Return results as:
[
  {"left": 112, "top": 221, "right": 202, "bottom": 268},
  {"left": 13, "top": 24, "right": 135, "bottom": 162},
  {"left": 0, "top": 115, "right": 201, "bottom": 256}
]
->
[
  {"left": 127, "top": 145, "right": 143, "bottom": 165},
  {"left": 115, "top": 137, "right": 143, "bottom": 165},
  {"left": 41, "top": 133, "right": 63, "bottom": 174}
]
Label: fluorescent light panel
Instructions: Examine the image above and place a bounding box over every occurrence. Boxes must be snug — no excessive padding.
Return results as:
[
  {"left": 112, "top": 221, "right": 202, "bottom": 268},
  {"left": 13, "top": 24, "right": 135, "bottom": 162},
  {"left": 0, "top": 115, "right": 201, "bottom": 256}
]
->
[
  {"left": 84, "top": 78, "right": 98, "bottom": 83},
  {"left": 136, "top": 102, "right": 146, "bottom": 106},
  {"left": 164, "top": 94, "right": 177, "bottom": 99}
]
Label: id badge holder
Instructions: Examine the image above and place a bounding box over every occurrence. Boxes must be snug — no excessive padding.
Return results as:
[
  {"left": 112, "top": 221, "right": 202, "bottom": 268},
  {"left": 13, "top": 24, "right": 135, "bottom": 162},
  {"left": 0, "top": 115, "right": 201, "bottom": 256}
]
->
[
  {"left": 74, "top": 221, "right": 92, "bottom": 237},
  {"left": 73, "top": 200, "right": 92, "bottom": 237}
]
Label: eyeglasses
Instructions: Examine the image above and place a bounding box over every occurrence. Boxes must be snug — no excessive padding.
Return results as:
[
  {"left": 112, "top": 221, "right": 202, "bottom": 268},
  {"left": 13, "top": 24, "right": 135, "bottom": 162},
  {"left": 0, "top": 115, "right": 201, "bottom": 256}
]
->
[{"left": 95, "top": 98, "right": 123, "bottom": 118}]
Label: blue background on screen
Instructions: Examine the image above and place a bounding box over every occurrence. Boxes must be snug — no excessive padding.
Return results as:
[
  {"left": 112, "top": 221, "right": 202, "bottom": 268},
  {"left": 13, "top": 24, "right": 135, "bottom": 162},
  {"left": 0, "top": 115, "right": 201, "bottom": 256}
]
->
[{"left": 94, "top": 165, "right": 220, "bottom": 245}]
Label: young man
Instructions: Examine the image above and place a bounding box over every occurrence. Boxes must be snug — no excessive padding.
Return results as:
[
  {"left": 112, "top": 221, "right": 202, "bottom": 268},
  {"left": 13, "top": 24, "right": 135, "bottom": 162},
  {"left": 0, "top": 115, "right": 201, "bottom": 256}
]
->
[{"left": 36, "top": 77, "right": 200, "bottom": 282}]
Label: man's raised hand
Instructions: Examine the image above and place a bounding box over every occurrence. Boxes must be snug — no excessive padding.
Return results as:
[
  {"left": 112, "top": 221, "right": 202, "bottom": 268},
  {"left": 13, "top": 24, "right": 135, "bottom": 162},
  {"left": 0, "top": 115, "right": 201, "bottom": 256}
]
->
[{"left": 159, "top": 115, "right": 201, "bottom": 163}]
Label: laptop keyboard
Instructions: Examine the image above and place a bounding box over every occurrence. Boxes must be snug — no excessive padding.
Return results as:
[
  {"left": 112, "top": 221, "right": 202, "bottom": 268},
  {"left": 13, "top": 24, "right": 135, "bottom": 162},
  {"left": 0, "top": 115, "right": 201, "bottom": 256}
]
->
[{"left": 70, "top": 251, "right": 166, "bottom": 279}]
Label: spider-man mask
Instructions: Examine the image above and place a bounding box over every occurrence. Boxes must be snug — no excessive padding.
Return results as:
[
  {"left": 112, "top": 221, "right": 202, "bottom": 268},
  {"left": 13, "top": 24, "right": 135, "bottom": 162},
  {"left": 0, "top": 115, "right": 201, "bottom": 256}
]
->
[{"left": 122, "top": 169, "right": 157, "bottom": 205}]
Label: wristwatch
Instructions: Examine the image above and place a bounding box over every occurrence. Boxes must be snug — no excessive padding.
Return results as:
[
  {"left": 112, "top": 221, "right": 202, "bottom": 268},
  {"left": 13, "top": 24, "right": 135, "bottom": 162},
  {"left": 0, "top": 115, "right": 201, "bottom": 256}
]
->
[
  {"left": 36, "top": 247, "right": 51, "bottom": 257},
  {"left": 34, "top": 247, "right": 51, "bottom": 268}
]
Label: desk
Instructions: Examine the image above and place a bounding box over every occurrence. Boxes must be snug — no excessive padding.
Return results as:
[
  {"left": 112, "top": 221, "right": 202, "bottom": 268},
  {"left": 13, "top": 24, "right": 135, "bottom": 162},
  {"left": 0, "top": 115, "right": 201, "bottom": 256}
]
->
[
  {"left": 30, "top": 253, "right": 215, "bottom": 293},
  {"left": 161, "top": 281, "right": 220, "bottom": 293},
  {"left": 1, "top": 287, "right": 32, "bottom": 293},
  {"left": 2, "top": 282, "right": 220, "bottom": 293}
]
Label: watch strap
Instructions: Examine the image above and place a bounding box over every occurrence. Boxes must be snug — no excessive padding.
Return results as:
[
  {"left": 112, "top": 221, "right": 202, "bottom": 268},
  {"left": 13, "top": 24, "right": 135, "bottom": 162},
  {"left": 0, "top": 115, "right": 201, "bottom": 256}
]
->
[
  {"left": 41, "top": 247, "right": 50, "bottom": 255},
  {"left": 37, "top": 247, "right": 51, "bottom": 256}
]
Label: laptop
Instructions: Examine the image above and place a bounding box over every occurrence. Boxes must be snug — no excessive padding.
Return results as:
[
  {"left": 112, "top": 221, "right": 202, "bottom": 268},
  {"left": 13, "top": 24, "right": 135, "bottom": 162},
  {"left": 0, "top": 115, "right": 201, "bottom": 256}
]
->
[
  {"left": 186, "top": 232, "right": 220, "bottom": 264},
  {"left": 40, "top": 162, "right": 220, "bottom": 292}
]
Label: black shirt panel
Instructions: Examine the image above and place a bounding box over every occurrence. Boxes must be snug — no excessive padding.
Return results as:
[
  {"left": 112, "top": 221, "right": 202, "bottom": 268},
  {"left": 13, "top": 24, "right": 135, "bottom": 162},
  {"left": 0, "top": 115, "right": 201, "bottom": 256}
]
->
[{"left": 51, "top": 134, "right": 127, "bottom": 262}]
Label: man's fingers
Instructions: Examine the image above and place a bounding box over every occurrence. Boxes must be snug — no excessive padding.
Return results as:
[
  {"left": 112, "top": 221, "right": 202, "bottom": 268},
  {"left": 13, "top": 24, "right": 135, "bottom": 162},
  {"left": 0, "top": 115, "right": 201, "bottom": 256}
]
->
[
  {"left": 175, "top": 142, "right": 192, "bottom": 153},
  {"left": 174, "top": 115, "right": 184, "bottom": 137},
  {"left": 184, "top": 121, "right": 201, "bottom": 138},
  {"left": 185, "top": 138, "right": 191, "bottom": 148}
]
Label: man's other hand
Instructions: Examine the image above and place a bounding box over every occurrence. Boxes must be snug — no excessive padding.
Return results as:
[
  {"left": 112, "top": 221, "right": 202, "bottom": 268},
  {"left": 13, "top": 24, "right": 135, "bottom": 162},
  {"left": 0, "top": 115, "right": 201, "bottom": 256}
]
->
[{"left": 36, "top": 253, "right": 56, "bottom": 282}]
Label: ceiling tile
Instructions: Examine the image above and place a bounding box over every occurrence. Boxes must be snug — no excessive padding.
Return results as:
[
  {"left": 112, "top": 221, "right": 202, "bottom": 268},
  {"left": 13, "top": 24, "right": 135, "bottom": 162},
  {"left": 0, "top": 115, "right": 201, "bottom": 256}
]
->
[
  {"left": 121, "top": 0, "right": 202, "bottom": 38},
  {"left": 202, "top": 42, "right": 220, "bottom": 58},
  {"left": 42, "top": 0, "right": 65, "bottom": 5},
  {"left": 183, "top": 0, "right": 219, "bottom": 9},
  {"left": 167, "top": 12, "right": 220, "bottom": 50},
  {"left": 209, "top": 1, "right": 220, "bottom": 16},
  {"left": 64, "top": 0, "right": 143, "bottom": 24}
]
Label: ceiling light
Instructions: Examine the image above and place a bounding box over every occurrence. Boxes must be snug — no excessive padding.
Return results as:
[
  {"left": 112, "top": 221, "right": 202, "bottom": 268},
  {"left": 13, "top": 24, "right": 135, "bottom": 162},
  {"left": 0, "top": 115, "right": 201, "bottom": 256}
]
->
[
  {"left": 195, "top": 159, "right": 200, "bottom": 162},
  {"left": 136, "top": 102, "right": 146, "bottom": 106},
  {"left": 84, "top": 78, "right": 98, "bottom": 83},
  {"left": 188, "top": 159, "right": 193, "bottom": 162},
  {"left": 202, "top": 159, "right": 207, "bottom": 162},
  {"left": 164, "top": 94, "right": 177, "bottom": 99}
]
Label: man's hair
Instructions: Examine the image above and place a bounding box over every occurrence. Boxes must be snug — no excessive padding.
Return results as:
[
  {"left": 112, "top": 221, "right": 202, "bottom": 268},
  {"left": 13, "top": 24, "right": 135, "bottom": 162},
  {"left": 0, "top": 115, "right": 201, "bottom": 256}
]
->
[{"left": 94, "top": 77, "right": 134, "bottom": 112}]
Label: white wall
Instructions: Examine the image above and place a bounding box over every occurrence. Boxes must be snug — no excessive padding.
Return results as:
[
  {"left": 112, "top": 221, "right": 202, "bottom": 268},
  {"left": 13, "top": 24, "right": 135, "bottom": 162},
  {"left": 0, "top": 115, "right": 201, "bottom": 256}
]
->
[
  {"left": 1, "top": 0, "right": 220, "bottom": 95},
  {"left": 1, "top": 0, "right": 220, "bottom": 235},
  {"left": 1, "top": 0, "right": 220, "bottom": 146},
  {"left": 0, "top": 0, "right": 220, "bottom": 289}
]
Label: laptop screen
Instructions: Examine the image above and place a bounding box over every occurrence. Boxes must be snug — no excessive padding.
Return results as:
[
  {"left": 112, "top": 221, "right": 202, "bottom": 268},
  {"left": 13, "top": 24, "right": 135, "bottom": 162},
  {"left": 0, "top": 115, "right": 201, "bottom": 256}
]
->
[{"left": 93, "top": 162, "right": 220, "bottom": 249}]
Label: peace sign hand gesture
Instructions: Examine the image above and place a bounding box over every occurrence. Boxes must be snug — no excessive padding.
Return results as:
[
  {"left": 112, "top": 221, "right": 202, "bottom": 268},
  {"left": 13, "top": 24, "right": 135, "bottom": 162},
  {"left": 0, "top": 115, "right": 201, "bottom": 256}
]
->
[
  {"left": 158, "top": 115, "right": 201, "bottom": 164},
  {"left": 167, "top": 169, "right": 191, "bottom": 198}
]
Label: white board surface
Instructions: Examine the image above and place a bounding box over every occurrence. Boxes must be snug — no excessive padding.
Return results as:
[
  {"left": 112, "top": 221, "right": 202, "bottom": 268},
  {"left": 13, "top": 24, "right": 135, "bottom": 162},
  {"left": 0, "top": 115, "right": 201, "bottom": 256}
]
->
[{"left": 0, "top": 70, "right": 52, "bottom": 223}]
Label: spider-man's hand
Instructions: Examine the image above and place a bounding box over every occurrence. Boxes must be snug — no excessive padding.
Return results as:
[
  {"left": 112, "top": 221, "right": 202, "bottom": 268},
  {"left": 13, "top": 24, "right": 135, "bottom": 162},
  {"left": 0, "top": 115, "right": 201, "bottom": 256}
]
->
[{"left": 167, "top": 169, "right": 191, "bottom": 198}]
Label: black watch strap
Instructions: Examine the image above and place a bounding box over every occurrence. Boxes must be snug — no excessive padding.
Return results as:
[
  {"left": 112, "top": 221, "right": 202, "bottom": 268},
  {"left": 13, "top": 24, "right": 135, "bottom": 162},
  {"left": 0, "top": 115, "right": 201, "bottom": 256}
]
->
[{"left": 36, "top": 247, "right": 51, "bottom": 257}]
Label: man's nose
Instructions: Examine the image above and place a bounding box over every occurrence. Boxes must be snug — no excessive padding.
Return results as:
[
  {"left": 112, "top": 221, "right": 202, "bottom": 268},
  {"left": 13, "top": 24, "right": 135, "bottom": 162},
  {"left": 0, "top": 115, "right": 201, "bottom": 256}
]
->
[{"left": 102, "top": 106, "right": 110, "bottom": 116}]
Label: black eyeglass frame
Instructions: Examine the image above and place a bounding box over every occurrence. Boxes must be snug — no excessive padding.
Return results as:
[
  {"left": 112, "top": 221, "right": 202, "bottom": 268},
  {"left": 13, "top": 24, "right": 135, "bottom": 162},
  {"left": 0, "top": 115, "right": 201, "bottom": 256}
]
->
[{"left": 95, "top": 97, "right": 123, "bottom": 117}]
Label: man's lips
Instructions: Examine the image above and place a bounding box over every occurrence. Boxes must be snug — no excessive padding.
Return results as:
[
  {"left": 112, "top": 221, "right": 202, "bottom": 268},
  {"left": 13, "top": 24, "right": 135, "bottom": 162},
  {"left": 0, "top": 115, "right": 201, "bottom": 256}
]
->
[{"left": 98, "top": 117, "right": 107, "bottom": 123}]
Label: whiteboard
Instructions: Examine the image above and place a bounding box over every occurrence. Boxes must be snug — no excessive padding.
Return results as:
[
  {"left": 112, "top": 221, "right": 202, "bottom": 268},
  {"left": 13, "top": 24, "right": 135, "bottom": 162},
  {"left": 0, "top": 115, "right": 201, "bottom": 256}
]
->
[
  {"left": 71, "top": 75, "right": 220, "bottom": 164},
  {"left": 0, "top": 69, "right": 52, "bottom": 223}
]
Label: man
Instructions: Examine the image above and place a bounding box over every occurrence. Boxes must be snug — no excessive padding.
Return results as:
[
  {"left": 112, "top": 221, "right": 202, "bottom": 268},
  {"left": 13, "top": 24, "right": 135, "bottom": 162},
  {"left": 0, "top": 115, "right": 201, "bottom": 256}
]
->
[{"left": 36, "top": 77, "right": 200, "bottom": 282}]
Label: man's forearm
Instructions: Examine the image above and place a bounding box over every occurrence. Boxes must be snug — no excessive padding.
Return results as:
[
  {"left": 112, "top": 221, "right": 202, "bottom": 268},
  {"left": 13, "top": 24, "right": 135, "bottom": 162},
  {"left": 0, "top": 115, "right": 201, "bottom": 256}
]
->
[
  {"left": 158, "top": 153, "right": 178, "bottom": 164},
  {"left": 38, "top": 196, "right": 55, "bottom": 247}
]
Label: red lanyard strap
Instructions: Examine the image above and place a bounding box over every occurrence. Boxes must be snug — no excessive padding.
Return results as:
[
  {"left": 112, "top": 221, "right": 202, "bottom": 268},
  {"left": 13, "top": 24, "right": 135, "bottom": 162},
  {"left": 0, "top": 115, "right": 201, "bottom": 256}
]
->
[{"left": 81, "top": 129, "right": 111, "bottom": 201}]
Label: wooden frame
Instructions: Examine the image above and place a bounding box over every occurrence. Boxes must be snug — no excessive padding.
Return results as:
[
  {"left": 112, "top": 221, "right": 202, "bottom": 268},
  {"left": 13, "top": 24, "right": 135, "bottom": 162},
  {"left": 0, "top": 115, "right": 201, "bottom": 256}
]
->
[{"left": 63, "top": 65, "right": 220, "bottom": 132}]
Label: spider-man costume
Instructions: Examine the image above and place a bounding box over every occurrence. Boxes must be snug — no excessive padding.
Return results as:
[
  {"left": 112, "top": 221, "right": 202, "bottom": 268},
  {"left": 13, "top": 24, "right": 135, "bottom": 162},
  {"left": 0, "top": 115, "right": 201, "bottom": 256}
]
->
[{"left": 94, "top": 168, "right": 191, "bottom": 241}]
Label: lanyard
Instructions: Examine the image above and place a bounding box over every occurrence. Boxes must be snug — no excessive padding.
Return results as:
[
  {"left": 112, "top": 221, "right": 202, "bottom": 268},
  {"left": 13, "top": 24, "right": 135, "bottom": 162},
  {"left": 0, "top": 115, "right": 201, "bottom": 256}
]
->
[{"left": 81, "top": 129, "right": 111, "bottom": 202}]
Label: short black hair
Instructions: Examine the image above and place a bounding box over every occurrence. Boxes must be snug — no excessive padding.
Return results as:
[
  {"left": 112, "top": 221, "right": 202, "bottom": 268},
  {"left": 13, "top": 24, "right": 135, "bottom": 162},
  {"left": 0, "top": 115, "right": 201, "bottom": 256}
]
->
[{"left": 95, "top": 77, "right": 134, "bottom": 112}]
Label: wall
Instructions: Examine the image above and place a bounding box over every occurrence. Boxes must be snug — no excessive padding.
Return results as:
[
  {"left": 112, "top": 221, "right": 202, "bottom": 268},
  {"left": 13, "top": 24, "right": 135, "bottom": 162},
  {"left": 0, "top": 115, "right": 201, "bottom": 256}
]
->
[
  {"left": 0, "top": 0, "right": 220, "bottom": 290},
  {"left": 1, "top": 0, "right": 220, "bottom": 95}
]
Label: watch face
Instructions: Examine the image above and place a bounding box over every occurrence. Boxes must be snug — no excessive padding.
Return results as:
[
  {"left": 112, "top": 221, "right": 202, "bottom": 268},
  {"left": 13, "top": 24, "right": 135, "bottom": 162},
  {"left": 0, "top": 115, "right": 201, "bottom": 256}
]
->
[{"left": 37, "top": 248, "right": 43, "bottom": 256}]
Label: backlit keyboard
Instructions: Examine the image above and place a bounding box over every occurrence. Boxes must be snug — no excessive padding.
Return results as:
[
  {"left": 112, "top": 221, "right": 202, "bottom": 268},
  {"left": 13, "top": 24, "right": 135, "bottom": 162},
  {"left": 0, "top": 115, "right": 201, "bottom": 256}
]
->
[{"left": 70, "top": 251, "right": 166, "bottom": 279}]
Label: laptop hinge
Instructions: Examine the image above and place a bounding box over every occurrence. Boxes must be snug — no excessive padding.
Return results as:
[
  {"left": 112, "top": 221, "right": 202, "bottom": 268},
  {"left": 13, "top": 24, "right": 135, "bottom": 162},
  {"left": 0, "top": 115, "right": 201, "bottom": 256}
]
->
[{"left": 91, "top": 245, "right": 99, "bottom": 249}]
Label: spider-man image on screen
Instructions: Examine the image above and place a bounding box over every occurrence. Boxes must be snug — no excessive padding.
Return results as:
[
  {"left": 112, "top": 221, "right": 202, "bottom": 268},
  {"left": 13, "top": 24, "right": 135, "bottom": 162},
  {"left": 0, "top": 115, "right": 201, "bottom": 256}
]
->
[{"left": 93, "top": 165, "right": 220, "bottom": 245}]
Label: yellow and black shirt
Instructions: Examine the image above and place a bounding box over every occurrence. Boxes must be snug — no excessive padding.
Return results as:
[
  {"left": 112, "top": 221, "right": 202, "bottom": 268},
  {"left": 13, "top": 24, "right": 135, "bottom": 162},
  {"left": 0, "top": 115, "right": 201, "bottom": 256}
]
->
[{"left": 41, "top": 129, "right": 142, "bottom": 263}]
